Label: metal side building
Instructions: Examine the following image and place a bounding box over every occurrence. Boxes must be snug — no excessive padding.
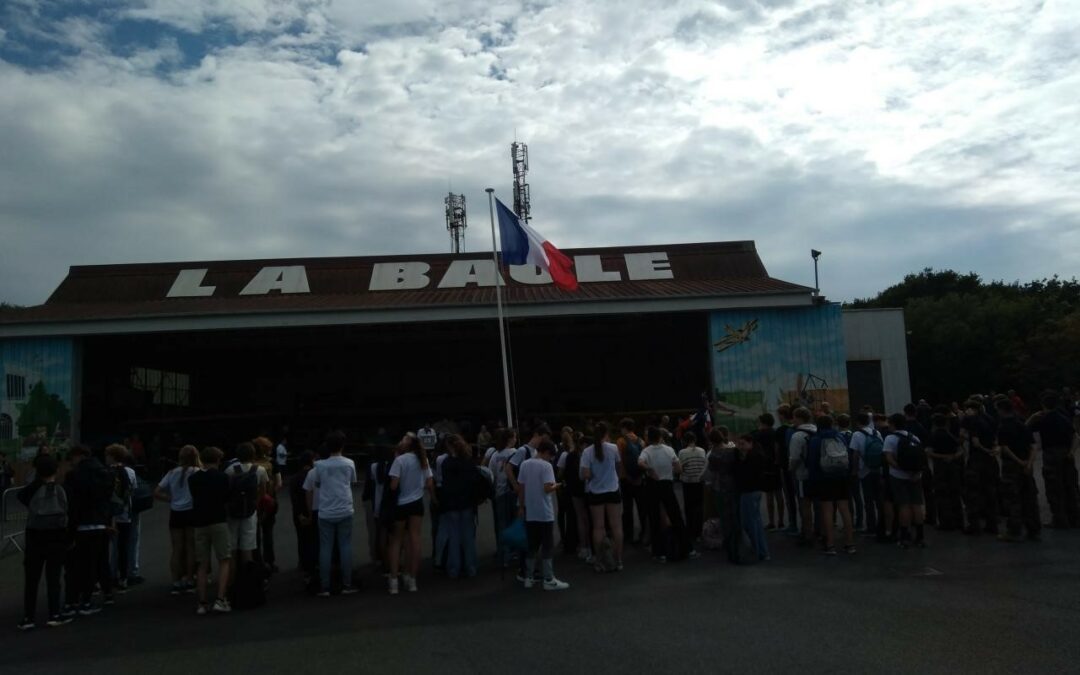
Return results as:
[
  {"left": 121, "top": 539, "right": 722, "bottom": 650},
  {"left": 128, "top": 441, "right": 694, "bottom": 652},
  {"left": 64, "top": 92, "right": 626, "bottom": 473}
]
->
[{"left": 0, "top": 241, "right": 910, "bottom": 455}]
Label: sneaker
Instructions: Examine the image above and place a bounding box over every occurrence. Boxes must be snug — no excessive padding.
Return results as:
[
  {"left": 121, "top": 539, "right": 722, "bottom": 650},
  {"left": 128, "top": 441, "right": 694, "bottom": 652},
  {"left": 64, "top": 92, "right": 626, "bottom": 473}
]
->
[
  {"left": 183, "top": 581, "right": 196, "bottom": 595},
  {"left": 543, "top": 578, "right": 570, "bottom": 591},
  {"left": 688, "top": 550, "right": 701, "bottom": 560},
  {"left": 103, "top": 594, "right": 116, "bottom": 607},
  {"left": 653, "top": 555, "right": 667, "bottom": 563},
  {"left": 404, "top": 575, "right": 418, "bottom": 593},
  {"left": 897, "top": 540, "right": 910, "bottom": 550},
  {"left": 523, "top": 576, "right": 535, "bottom": 589},
  {"left": 78, "top": 603, "right": 101, "bottom": 616},
  {"left": 515, "top": 573, "right": 527, "bottom": 583},
  {"left": 843, "top": 545, "right": 857, "bottom": 555},
  {"left": 212, "top": 598, "right": 232, "bottom": 614},
  {"left": 341, "top": 586, "right": 359, "bottom": 595},
  {"left": 127, "top": 575, "right": 146, "bottom": 586},
  {"left": 824, "top": 547, "right": 838, "bottom": 556},
  {"left": 17, "top": 618, "right": 35, "bottom": 631},
  {"left": 583, "top": 555, "right": 595, "bottom": 565},
  {"left": 116, "top": 579, "right": 128, "bottom": 594},
  {"left": 317, "top": 591, "right": 330, "bottom": 598},
  {"left": 615, "top": 561, "right": 624, "bottom": 572},
  {"left": 46, "top": 615, "right": 72, "bottom": 627},
  {"left": 60, "top": 606, "right": 77, "bottom": 619},
  {"left": 388, "top": 578, "right": 399, "bottom": 595},
  {"left": 170, "top": 583, "right": 183, "bottom": 596},
  {"left": 196, "top": 603, "right": 209, "bottom": 616}
]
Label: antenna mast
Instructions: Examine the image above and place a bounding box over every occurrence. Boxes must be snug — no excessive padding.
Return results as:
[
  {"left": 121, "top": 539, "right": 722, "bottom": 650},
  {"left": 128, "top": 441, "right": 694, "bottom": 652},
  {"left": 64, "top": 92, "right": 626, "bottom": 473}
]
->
[
  {"left": 511, "top": 142, "right": 531, "bottom": 223},
  {"left": 445, "top": 192, "right": 467, "bottom": 253}
]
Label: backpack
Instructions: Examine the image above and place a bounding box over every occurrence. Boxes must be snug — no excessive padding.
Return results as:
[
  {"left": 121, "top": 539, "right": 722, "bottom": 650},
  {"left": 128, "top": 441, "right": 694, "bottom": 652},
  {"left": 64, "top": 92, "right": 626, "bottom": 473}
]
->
[
  {"left": 90, "top": 460, "right": 116, "bottom": 504},
  {"left": 227, "top": 465, "right": 260, "bottom": 519},
  {"left": 623, "top": 437, "right": 644, "bottom": 480},
  {"left": 701, "top": 518, "right": 725, "bottom": 550},
  {"left": 861, "top": 431, "right": 885, "bottom": 470},
  {"left": 28, "top": 482, "right": 68, "bottom": 530},
  {"left": 110, "top": 466, "right": 133, "bottom": 516},
  {"left": 131, "top": 475, "right": 154, "bottom": 514},
  {"left": 818, "top": 433, "right": 850, "bottom": 477},
  {"left": 895, "top": 433, "right": 926, "bottom": 472},
  {"left": 472, "top": 465, "right": 495, "bottom": 506}
]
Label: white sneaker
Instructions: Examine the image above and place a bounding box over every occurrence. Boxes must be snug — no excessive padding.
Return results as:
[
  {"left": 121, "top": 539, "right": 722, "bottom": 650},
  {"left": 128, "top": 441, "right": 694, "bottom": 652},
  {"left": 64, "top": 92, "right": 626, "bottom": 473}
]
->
[
  {"left": 388, "top": 578, "right": 399, "bottom": 595},
  {"left": 404, "top": 575, "right": 418, "bottom": 593},
  {"left": 523, "top": 576, "right": 535, "bottom": 589},
  {"left": 543, "top": 578, "right": 569, "bottom": 591},
  {"left": 212, "top": 598, "right": 232, "bottom": 614}
]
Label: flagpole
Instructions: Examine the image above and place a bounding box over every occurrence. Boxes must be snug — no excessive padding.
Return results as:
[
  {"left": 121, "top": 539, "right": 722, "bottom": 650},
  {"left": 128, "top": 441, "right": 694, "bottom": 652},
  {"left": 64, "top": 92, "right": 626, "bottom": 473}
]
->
[{"left": 486, "top": 188, "right": 514, "bottom": 429}]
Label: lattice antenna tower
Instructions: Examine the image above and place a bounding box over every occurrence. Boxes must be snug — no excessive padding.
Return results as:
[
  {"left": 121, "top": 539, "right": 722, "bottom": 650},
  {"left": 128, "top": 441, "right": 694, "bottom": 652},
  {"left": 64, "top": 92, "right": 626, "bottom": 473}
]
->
[
  {"left": 511, "top": 142, "right": 531, "bottom": 223},
  {"left": 445, "top": 192, "right": 467, "bottom": 254}
]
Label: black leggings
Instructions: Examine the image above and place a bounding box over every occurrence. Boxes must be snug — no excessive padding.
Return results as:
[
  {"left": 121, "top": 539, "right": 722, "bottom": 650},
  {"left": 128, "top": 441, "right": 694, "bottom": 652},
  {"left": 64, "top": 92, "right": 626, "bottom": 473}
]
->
[
  {"left": 525, "top": 521, "right": 554, "bottom": 560},
  {"left": 648, "top": 481, "right": 687, "bottom": 558},
  {"left": 115, "top": 522, "right": 132, "bottom": 580},
  {"left": 71, "top": 530, "right": 110, "bottom": 604},
  {"left": 24, "top": 530, "right": 69, "bottom": 620}
]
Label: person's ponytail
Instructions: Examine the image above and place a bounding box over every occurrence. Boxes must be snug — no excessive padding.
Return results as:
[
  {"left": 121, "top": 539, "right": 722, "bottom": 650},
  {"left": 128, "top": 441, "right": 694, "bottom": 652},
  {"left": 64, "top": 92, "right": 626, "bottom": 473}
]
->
[{"left": 593, "top": 422, "right": 609, "bottom": 463}]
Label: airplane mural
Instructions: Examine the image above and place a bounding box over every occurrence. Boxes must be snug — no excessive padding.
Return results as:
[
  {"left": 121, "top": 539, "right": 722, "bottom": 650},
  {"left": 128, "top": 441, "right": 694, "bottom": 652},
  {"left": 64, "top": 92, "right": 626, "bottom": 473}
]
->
[{"left": 713, "top": 319, "right": 759, "bottom": 352}]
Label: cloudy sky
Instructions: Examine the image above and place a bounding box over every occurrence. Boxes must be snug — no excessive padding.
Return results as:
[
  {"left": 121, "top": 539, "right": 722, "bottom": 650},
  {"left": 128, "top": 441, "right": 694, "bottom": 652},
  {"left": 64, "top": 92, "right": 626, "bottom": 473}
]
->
[{"left": 2, "top": 0, "right": 1078, "bottom": 306}]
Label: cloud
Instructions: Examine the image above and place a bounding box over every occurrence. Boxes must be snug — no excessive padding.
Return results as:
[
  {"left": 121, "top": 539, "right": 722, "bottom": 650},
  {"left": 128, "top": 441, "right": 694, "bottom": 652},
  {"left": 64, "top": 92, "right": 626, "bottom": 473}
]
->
[{"left": 1, "top": 0, "right": 1078, "bottom": 306}]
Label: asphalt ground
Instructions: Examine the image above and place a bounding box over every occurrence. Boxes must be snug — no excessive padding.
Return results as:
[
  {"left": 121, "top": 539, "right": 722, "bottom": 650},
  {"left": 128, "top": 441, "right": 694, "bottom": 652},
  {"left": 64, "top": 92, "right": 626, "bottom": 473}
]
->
[{"left": 1, "top": 484, "right": 1079, "bottom": 675}]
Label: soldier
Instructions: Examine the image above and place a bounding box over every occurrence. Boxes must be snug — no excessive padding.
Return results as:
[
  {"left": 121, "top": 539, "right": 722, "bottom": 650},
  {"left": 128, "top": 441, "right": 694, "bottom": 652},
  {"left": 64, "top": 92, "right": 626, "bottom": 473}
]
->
[
  {"left": 961, "top": 400, "right": 1000, "bottom": 536},
  {"left": 995, "top": 399, "right": 1040, "bottom": 542},
  {"left": 1029, "top": 392, "right": 1080, "bottom": 529},
  {"left": 926, "top": 413, "right": 965, "bottom": 530}
]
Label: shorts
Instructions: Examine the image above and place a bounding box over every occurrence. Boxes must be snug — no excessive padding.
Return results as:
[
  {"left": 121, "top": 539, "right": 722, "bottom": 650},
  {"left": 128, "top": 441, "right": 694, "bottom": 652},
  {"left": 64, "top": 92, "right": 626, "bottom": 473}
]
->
[
  {"left": 587, "top": 490, "right": 621, "bottom": 506},
  {"left": 889, "top": 476, "right": 924, "bottom": 506},
  {"left": 227, "top": 514, "right": 258, "bottom": 552},
  {"left": 194, "top": 523, "right": 232, "bottom": 564},
  {"left": 169, "top": 509, "right": 194, "bottom": 530},
  {"left": 815, "top": 478, "right": 850, "bottom": 502},
  {"left": 395, "top": 499, "right": 425, "bottom": 521}
]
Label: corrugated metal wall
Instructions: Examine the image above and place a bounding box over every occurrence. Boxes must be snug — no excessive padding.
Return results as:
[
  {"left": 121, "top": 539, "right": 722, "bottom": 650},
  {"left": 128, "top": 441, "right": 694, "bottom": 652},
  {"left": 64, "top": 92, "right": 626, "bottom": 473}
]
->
[{"left": 842, "top": 308, "right": 912, "bottom": 413}]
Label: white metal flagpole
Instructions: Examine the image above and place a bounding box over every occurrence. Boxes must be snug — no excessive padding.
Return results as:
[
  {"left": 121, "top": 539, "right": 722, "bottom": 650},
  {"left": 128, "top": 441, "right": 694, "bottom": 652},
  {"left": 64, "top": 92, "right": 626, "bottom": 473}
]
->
[{"left": 486, "top": 188, "right": 514, "bottom": 429}]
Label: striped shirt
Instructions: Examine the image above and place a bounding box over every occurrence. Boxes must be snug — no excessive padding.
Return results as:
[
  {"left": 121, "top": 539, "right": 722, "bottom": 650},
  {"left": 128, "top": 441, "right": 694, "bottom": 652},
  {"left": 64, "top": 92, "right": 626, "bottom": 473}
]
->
[{"left": 678, "top": 446, "right": 707, "bottom": 483}]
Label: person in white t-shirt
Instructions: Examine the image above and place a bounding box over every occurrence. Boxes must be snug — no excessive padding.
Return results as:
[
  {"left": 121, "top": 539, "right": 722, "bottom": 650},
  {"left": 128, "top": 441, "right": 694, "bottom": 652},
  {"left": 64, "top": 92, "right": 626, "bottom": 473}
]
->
[
  {"left": 518, "top": 440, "right": 569, "bottom": 590},
  {"left": 387, "top": 433, "right": 435, "bottom": 595},
  {"left": 639, "top": 427, "right": 692, "bottom": 561},
  {"left": 581, "top": 422, "right": 625, "bottom": 571},
  {"left": 305, "top": 431, "right": 357, "bottom": 596},
  {"left": 155, "top": 444, "right": 202, "bottom": 595},
  {"left": 274, "top": 437, "right": 288, "bottom": 477}
]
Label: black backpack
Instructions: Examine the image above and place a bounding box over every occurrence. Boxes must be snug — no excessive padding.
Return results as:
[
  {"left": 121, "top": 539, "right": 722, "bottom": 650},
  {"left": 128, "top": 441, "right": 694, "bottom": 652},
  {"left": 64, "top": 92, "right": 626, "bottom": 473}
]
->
[
  {"left": 895, "top": 434, "right": 926, "bottom": 472},
  {"left": 623, "top": 438, "right": 644, "bottom": 480},
  {"left": 227, "top": 465, "right": 259, "bottom": 519}
]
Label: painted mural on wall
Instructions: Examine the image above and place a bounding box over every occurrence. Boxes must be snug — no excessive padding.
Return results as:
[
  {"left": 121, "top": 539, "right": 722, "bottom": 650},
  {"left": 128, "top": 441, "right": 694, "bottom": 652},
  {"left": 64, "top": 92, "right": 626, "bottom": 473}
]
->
[
  {"left": 710, "top": 304, "right": 848, "bottom": 434},
  {"left": 0, "top": 338, "right": 75, "bottom": 458}
]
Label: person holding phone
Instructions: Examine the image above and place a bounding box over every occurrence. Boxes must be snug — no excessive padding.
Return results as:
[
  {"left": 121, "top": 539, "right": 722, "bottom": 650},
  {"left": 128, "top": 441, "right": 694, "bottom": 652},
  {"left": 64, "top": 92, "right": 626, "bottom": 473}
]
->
[{"left": 517, "top": 439, "right": 569, "bottom": 590}]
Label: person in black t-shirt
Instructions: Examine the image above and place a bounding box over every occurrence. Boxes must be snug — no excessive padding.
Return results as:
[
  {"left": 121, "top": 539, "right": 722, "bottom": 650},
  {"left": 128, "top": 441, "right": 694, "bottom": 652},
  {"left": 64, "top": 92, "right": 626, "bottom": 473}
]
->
[
  {"left": 995, "top": 399, "right": 1040, "bottom": 541},
  {"left": 775, "top": 404, "right": 797, "bottom": 533},
  {"left": 926, "top": 414, "right": 965, "bottom": 530},
  {"left": 752, "top": 414, "right": 781, "bottom": 530},
  {"left": 905, "top": 404, "right": 935, "bottom": 526},
  {"left": 1030, "top": 392, "right": 1080, "bottom": 528},
  {"left": 188, "top": 447, "right": 233, "bottom": 614},
  {"left": 961, "top": 400, "right": 1001, "bottom": 535}
]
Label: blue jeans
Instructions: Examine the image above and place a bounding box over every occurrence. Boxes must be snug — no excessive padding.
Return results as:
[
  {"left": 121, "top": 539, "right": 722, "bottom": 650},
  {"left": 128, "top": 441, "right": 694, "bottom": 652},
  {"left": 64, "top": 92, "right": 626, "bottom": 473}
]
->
[
  {"left": 441, "top": 509, "right": 478, "bottom": 578},
  {"left": 127, "top": 512, "right": 141, "bottom": 577},
  {"left": 861, "top": 474, "right": 881, "bottom": 532},
  {"left": 493, "top": 492, "right": 518, "bottom": 566},
  {"left": 318, "top": 515, "right": 353, "bottom": 592},
  {"left": 739, "top": 492, "right": 769, "bottom": 559}
]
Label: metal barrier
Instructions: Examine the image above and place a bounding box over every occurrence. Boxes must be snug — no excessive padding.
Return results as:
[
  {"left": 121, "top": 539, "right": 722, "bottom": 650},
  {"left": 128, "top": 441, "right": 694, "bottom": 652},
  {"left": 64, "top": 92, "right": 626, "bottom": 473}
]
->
[{"left": 1, "top": 486, "right": 27, "bottom": 556}]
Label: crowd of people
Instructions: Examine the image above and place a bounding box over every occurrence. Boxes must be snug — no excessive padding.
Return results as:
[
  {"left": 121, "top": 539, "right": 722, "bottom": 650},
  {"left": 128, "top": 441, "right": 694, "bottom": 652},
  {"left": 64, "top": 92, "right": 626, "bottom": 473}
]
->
[{"left": 14, "top": 388, "right": 1080, "bottom": 631}]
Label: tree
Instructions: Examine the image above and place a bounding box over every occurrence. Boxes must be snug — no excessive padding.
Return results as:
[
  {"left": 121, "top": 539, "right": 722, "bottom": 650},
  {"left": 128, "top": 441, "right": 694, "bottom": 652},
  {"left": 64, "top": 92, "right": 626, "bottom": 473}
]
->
[
  {"left": 850, "top": 270, "right": 1080, "bottom": 404},
  {"left": 16, "top": 381, "right": 72, "bottom": 438}
]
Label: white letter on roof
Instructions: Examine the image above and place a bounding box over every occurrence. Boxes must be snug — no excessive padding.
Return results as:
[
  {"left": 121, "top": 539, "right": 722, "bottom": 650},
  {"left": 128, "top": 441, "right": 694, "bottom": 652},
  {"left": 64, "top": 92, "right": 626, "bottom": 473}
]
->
[
  {"left": 239, "top": 266, "right": 311, "bottom": 295},
  {"left": 625, "top": 252, "right": 673, "bottom": 280},
  {"left": 508, "top": 265, "right": 552, "bottom": 285},
  {"left": 438, "top": 260, "right": 504, "bottom": 288},
  {"left": 166, "top": 269, "right": 216, "bottom": 298},
  {"left": 369, "top": 262, "right": 430, "bottom": 291},
  {"left": 574, "top": 255, "right": 621, "bottom": 283}
]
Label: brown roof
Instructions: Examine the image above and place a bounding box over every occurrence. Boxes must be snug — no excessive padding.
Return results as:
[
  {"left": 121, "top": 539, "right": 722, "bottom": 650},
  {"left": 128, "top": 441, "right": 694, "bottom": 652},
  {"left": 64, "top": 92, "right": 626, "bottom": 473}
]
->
[{"left": 3, "top": 241, "right": 811, "bottom": 326}]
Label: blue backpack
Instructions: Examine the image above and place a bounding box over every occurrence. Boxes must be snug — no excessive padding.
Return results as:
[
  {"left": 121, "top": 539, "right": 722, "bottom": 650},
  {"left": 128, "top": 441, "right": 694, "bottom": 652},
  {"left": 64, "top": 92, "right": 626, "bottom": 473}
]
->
[{"left": 860, "top": 431, "right": 884, "bottom": 470}]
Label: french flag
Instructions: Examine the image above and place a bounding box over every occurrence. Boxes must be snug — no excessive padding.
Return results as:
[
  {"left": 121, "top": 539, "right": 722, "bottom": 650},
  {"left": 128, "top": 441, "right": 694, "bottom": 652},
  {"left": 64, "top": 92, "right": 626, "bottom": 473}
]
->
[{"left": 495, "top": 198, "right": 578, "bottom": 291}]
